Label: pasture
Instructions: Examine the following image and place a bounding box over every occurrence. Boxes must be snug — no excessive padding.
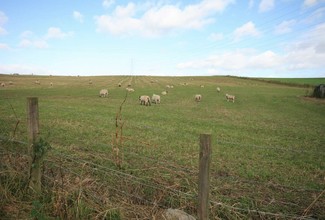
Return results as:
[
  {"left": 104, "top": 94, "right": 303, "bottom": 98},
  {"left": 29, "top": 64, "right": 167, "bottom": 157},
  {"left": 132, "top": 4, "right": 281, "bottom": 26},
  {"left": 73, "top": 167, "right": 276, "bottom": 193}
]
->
[{"left": 0, "top": 74, "right": 324, "bottom": 219}]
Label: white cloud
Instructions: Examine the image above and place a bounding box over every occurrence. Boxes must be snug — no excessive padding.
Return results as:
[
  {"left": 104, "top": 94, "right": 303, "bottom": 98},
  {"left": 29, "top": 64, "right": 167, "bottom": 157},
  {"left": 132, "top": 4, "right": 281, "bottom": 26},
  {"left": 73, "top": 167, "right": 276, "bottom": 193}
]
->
[
  {"left": 0, "top": 11, "right": 8, "bottom": 35},
  {"left": 0, "top": 64, "right": 55, "bottom": 75},
  {"left": 0, "top": 27, "right": 7, "bottom": 35},
  {"left": 0, "top": 43, "right": 10, "bottom": 49},
  {"left": 177, "top": 22, "right": 325, "bottom": 75},
  {"left": 95, "top": 0, "right": 234, "bottom": 36},
  {"left": 283, "top": 22, "right": 325, "bottom": 70},
  {"left": 233, "top": 21, "right": 260, "bottom": 41},
  {"left": 19, "top": 39, "right": 49, "bottom": 49},
  {"left": 274, "top": 19, "right": 296, "bottom": 35},
  {"left": 179, "top": 49, "right": 281, "bottom": 71},
  {"left": 249, "top": 0, "right": 255, "bottom": 9},
  {"left": 73, "top": 11, "right": 84, "bottom": 23},
  {"left": 259, "top": 0, "right": 274, "bottom": 12},
  {"left": 209, "top": 33, "right": 224, "bottom": 41},
  {"left": 0, "top": 11, "right": 8, "bottom": 25},
  {"left": 20, "top": 30, "right": 34, "bottom": 38},
  {"left": 45, "top": 27, "right": 73, "bottom": 39},
  {"left": 303, "top": 0, "right": 325, "bottom": 7},
  {"left": 18, "top": 27, "right": 72, "bottom": 49},
  {"left": 303, "top": 0, "right": 317, "bottom": 7},
  {"left": 103, "top": 0, "right": 115, "bottom": 8},
  {"left": 303, "top": 7, "right": 325, "bottom": 24}
]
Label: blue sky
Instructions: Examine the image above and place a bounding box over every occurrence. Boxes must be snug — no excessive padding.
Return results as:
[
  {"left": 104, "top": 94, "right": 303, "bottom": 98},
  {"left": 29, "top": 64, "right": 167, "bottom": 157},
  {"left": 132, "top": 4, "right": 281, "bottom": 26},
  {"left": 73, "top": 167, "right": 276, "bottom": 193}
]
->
[{"left": 0, "top": 0, "right": 325, "bottom": 77}]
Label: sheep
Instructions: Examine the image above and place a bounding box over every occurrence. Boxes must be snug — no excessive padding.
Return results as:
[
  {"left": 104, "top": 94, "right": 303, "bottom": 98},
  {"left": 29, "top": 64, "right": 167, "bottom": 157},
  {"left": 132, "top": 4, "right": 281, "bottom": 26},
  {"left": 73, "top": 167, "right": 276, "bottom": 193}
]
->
[
  {"left": 161, "top": 91, "right": 168, "bottom": 95},
  {"left": 226, "top": 94, "right": 235, "bottom": 103},
  {"left": 166, "top": 85, "right": 171, "bottom": 89},
  {"left": 8, "top": 81, "right": 13, "bottom": 85},
  {"left": 50, "top": 82, "right": 53, "bottom": 87},
  {"left": 99, "top": 89, "right": 109, "bottom": 97},
  {"left": 118, "top": 83, "right": 122, "bottom": 87},
  {"left": 200, "top": 85, "right": 204, "bottom": 88},
  {"left": 126, "top": 87, "right": 135, "bottom": 92},
  {"left": 35, "top": 80, "right": 40, "bottom": 85},
  {"left": 195, "top": 94, "right": 202, "bottom": 102},
  {"left": 139, "top": 95, "right": 151, "bottom": 106},
  {"left": 217, "top": 87, "right": 221, "bottom": 92},
  {"left": 152, "top": 94, "right": 161, "bottom": 104},
  {"left": 1, "top": 82, "right": 5, "bottom": 87},
  {"left": 89, "top": 80, "right": 92, "bottom": 85}
]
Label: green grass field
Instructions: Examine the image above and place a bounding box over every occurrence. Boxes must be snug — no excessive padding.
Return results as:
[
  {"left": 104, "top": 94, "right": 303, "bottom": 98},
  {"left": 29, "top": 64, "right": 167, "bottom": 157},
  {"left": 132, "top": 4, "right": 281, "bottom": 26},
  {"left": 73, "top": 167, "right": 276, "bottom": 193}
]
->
[{"left": 0, "top": 74, "right": 324, "bottom": 219}]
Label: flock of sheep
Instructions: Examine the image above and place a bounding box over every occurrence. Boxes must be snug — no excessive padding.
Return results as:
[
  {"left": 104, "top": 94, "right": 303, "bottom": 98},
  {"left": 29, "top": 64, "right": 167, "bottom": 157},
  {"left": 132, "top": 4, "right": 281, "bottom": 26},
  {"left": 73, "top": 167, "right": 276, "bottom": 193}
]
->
[
  {"left": 98, "top": 83, "right": 236, "bottom": 105},
  {"left": 1, "top": 78, "right": 236, "bottom": 104}
]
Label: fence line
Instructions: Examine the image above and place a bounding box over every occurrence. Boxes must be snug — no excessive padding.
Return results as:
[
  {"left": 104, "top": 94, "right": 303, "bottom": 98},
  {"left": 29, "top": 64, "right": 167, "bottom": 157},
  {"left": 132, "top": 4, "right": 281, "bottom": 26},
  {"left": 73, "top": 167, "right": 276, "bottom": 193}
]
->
[
  {"left": 1, "top": 136, "right": 323, "bottom": 194},
  {"left": 48, "top": 150, "right": 196, "bottom": 199},
  {"left": 1, "top": 143, "right": 324, "bottom": 219}
]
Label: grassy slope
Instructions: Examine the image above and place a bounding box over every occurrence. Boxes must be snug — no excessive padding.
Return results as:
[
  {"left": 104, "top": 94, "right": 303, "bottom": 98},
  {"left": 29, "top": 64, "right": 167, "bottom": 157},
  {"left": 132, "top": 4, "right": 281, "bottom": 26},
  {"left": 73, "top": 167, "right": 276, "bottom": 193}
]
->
[
  {"left": 0, "top": 74, "right": 324, "bottom": 218},
  {"left": 257, "top": 77, "right": 325, "bottom": 87}
]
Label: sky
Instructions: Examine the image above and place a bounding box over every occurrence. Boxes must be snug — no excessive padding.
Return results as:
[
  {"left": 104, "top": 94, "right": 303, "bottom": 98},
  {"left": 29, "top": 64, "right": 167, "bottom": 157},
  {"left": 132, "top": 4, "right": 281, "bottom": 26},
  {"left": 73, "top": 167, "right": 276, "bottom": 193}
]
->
[{"left": 0, "top": 0, "right": 325, "bottom": 77}]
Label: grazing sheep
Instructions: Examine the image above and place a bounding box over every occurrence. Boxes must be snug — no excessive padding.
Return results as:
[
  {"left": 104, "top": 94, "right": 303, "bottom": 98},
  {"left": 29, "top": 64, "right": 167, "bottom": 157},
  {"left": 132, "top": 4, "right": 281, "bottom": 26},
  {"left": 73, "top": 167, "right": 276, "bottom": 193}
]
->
[
  {"left": 166, "top": 85, "right": 171, "bottom": 89},
  {"left": 128, "top": 83, "right": 132, "bottom": 87},
  {"left": 35, "top": 80, "right": 40, "bottom": 85},
  {"left": 99, "top": 89, "right": 109, "bottom": 97},
  {"left": 1, "top": 82, "right": 5, "bottom": 87},
  {"left": 217, "top": 87, "right": 221, "bottom": 92},
  {"left": 226, "top": 94, "right": 235, "bottom": 103},
  {"left": 139, "top": 95, "right": 151, "bottom": 106},
  {"left": 89, "top": 80, "right": 92, "bottom": 85},
  {"left": 161, "top": 91, "right": 168, "bottom": 95},
  {"left": 126, "top": 87, "right": 135, "bottom": 92},
  {"left": 152, "top": 94, "right": 161, "bottom": 104},
  {"left": 8, "top": 81, "right": 13, "bottom": 85},
  {"left": 118, "top": 83, "right": 122, "bottom": 87},
  {"left": 50, "top": 82, "right": 53, "bottom": 87},
  {"left": 170, "top": 85, "right": 174, "bottom": 89},
  {"left": 195, "top": 94, "right": 202, "bottom": 102},
  {"left": 200, "top": 85, "right": 204, "bottom": 88}
]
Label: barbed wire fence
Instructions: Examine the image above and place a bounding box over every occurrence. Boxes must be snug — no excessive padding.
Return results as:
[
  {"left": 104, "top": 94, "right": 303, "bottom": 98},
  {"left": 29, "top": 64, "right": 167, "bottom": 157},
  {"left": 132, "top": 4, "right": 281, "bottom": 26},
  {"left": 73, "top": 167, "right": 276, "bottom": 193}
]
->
[{"left": 0, "top": 97, "right": 324, "bottom": 219}]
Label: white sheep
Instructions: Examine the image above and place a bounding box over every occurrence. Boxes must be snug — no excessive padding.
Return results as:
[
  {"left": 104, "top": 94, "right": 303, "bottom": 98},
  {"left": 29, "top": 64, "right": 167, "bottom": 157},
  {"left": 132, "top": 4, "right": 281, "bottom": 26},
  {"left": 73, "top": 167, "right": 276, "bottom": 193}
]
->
[
  {"left": 126, "top": 87, "right": 135, "bottom": 92},
  {"left": 217, "top": 87, "right": 221, "bottom": 92},
  {"left": 152, "top": 94, "right": 161, "bottom": 104},
  {"left": 50, "top": 82, "right": 53, "bottom": 87},
  {"left": 139, "top": 95, "right": 151, "bottom": 106},
  {"left": 166, "top": 85, "right": 171, "bottom": 89},
  {"left": 200, "top": 85, "right": 204, "bottom": 88},
  {"left": 118, "top": 83, "right": 122, "bottom": 87},
  {"left": 161, "top": 91, "right": 168, "bottom": 95},
  {"left": 35, "top": 80, "right": 40, "bottom": 85},
  {"left": 99, "top": 89, "right": 109, "bottom": 97},
  {"left": 195, "top": 94, "right": 202, "bottom": 102},
  {"left": 226, "top": 94, "right": 235, "bottom": 103},
  {"left": 1, "top": 82, "right": 5, "bottom": 87},
  {"left": 8, "top": 81, "right": 13, "bottom": 85}
]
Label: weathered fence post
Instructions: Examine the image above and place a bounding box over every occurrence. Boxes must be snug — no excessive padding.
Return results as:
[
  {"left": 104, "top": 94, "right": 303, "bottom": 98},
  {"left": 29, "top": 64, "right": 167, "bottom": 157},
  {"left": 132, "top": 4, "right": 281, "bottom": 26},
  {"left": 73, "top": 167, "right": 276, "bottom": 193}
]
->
[
  {"left": 198, "top": 134, "right": 211, "bottom": 220},
  {"left": 27, "top": 97, "right": 41, "bottom": 193}
]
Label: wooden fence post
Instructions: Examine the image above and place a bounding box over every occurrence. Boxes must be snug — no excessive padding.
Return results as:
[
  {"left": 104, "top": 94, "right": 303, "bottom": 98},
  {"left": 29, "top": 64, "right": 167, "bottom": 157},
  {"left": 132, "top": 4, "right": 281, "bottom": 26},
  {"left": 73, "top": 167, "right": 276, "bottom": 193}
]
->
[
  {"left": 198, "top": 134, "right": 211, "bottom": 220},
  {"left": 27, "top": 97, "right": 41, "bottom": 193}
]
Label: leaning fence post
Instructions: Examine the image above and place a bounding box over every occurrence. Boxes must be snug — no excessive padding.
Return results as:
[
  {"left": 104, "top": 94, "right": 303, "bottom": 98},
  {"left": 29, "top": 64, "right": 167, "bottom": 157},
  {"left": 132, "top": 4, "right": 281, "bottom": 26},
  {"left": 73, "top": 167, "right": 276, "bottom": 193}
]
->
[
  {"left": 198, "top": 134, "right": 211, "bottom": 220},
  {"left": 27, "top": 97, "right": 41, "bottom": 193}
]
